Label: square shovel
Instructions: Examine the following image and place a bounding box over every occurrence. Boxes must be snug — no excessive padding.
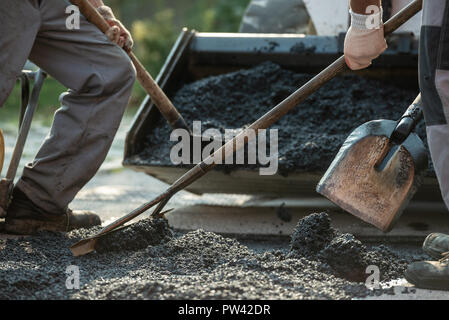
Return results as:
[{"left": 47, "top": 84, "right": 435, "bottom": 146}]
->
[{"left": 317, "top": 94, "right": 428, "bottom": 232}]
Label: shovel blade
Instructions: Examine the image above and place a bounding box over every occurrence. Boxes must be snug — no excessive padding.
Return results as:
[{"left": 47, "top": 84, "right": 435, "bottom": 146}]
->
[
  {"left": 71, "top": 238, "right": 97, "bottom": 257},
  {"left": 317, "top": 120, "right": 427, "bottom": 232}
]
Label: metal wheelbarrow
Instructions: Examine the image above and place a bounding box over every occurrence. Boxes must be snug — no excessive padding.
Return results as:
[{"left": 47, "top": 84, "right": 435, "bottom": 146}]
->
[{"left": 0, "top": 69, "right": 47, "bottom": 218}]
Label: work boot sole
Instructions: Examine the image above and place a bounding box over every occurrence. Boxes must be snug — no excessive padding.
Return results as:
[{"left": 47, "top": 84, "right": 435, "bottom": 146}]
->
[
  {"left": 405, "top": 269, "right": 449, "bottom": 291},
  {"left": 4, "top": 218, "right": 67, "bottom": 235}
]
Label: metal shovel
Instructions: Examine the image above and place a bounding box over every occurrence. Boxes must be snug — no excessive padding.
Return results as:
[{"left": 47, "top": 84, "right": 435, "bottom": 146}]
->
[{"left": 317, "top": 94, "right": 428, "bottom": 232}]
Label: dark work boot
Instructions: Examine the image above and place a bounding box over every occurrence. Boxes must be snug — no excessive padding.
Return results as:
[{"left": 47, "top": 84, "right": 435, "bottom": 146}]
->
[
  {"left": 422, "top": 233, "right": 449, "bottom": 260},
  {"left": 405, "top": 253, "right": 449, "bottom": 291},
  {"left": 5, "top": 188, "right": 101, "bottom": 235}
]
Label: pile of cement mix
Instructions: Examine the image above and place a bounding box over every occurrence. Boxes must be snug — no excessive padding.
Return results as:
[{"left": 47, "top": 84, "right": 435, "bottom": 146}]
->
[
  {"left": 136, "top": 62, "right": 432, "bottom": 176},
  {"left": 288, "top": 213, "right": 410, "bottom": 282},
  {"left": 0, "top": 213, "right": 428, "bottom": 300},
  {"left": 95, "top": 218, "right": 173, "bottom": 253}
]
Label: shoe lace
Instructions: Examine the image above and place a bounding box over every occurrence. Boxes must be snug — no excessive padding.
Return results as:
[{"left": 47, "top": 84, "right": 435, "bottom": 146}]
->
[{"left": 439, "top": 251, "right": 449, "bottom": 263}]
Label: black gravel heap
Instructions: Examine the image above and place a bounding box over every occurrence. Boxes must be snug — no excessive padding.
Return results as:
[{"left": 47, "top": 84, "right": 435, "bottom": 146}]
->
[
  {"left": 289, "top": 212, "right": 412, "bottom": 283},
  {"left": 136, "top": 62, "right": 431, "bottom": 176},
  {"left": 0, "top": 213, "right": 428, "bottom": 300}
]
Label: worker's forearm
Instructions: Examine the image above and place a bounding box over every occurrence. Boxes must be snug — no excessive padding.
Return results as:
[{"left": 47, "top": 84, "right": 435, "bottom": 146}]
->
[
  {"left": 88, "top": 0, "right": 105, "bottom": 8},
  {"left": 350, "top": 0, "right": 381, "bottom": 14}
]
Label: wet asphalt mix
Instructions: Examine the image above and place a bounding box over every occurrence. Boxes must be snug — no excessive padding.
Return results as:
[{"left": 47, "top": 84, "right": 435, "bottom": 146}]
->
[
  {"left": 135, "top": 62, "right": 431, "bottom": 176},
  {"left": 0, "top": 213, "right": 430, "bottom": 299}
]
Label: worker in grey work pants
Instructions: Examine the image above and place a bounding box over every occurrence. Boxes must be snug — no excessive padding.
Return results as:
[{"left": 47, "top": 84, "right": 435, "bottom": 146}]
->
[
  {"left": 0, "top": 0, "right": 136, "bottom": 234},
  {"left": 346, "top": 0, "right": 449, "bottom": 290}
]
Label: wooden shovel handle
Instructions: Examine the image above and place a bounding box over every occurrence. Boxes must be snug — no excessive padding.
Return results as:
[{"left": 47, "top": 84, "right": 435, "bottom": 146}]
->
[
  {"left": 70, "top": 0, "right": 191, "bottom": 132},
  {"left": 384, "top": 0, "right": 422, "bottom": 35}
]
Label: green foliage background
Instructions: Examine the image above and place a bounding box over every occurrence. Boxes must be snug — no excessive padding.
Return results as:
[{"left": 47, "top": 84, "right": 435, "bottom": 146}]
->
[{"left": 2, "top": 0, "right": 250, "bottom": 124}]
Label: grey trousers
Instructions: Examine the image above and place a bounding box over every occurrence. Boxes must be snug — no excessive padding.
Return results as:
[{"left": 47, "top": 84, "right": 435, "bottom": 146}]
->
[
  {"left": 420, "top": 0, "right": 449, "bottom": 210},
  {"left": 0, "top": 0, "right": 136, "bottom": 214}
]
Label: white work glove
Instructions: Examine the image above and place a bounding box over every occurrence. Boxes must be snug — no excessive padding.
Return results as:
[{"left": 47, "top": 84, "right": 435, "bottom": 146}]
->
[
  {"left": 97, "top": 6, "right": 134, "bottom": 50},
  {"left": 344, "top": 8, "right": 387, "bottom": 70}
]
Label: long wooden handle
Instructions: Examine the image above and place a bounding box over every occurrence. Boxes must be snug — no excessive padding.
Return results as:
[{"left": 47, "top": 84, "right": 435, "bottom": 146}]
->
[
  {"left": 81, "top": 0, "right": 423, "bottom": 237},
  {"left": 70, "top": 0, "right": 191, "bottom": 132}
]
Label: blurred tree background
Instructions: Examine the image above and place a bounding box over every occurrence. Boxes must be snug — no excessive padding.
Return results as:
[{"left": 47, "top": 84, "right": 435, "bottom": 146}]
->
[{"left": 2, "top": 0, "right": 250, "bottom": 124}]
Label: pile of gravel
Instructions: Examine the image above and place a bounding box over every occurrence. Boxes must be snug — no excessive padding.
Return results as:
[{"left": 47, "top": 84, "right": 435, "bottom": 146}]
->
[
  {"left": 289, "top": 212, "right": 411, "bottom": 282},
  {"left": 135, "top": 62, "right": 431, "bottom": 176},
  {"left": 0, "top": 213, "right": 427, "bottom": 300}
]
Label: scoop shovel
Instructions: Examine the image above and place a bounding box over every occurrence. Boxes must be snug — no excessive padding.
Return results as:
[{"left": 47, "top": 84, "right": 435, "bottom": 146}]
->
[
  {"left": 317, "top": 94, "right": 428, "bottom": 232},
  {"left": 70, "top": 0, "right": 423, "bottom": 256}
]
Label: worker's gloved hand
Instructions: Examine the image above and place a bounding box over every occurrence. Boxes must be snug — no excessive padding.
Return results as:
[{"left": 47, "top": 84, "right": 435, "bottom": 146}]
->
[
  {"left": 97, "top": 6, "right": 134, "bottom": 51},
  {"left": 344, "top": 8, "right": 387, "bottom": 70}
]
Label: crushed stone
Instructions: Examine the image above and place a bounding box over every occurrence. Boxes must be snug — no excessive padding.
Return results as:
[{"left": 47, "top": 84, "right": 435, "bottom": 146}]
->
[
  {"left": 135, "top": 62, "right": 431, "bottom": 176},
  {"left": 0, "top": 213, "right": 429, "bottom": 300}
]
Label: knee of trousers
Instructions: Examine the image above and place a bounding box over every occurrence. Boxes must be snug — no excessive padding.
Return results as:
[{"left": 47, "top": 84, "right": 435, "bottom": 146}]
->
[
  {"left": 79, "top": 49, "right": 137, "bottom": 99},
  {"left": 104, "top": 51, "right": 137, "bottom": 95}
]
